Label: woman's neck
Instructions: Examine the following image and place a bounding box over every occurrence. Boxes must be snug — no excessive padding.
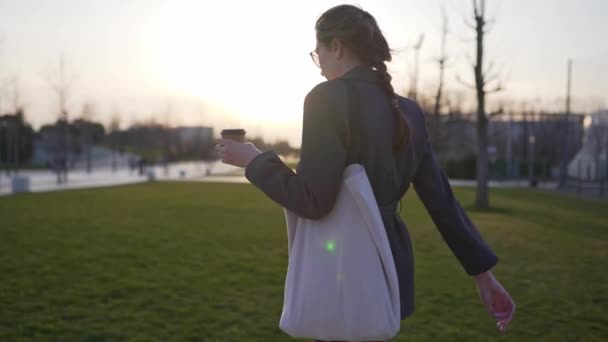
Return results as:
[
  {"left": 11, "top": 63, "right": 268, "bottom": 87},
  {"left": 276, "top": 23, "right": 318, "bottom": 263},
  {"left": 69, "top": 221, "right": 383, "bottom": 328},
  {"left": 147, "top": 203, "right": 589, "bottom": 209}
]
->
[{"left": 335, "top": 60, "right": 365, "bottom": 78}]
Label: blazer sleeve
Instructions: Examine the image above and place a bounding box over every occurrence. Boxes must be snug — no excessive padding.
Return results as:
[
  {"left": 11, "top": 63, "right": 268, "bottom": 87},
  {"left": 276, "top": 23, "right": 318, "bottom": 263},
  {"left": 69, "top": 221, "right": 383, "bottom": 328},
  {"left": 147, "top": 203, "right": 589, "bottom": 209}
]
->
[
  {"left": 244, "top": 83, "right": 348, "bottom": 220},
  {"left": 412, "top": 121, "right": 499, "bottom": 276}
]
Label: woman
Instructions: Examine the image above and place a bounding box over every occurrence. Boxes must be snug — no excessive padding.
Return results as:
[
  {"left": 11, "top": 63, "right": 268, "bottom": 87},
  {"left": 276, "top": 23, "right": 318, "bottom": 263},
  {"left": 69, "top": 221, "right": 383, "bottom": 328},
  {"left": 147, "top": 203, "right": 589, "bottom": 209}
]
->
[{"left": 217, "top": 4, "right": 515, "bottom": 341}]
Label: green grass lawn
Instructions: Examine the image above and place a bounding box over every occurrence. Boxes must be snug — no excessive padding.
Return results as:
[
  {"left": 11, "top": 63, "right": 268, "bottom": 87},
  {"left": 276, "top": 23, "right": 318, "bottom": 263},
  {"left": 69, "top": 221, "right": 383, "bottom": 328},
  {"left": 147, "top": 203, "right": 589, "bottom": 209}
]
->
[{"left": 1, "top": 182, "right": 606, "bottom": 341}]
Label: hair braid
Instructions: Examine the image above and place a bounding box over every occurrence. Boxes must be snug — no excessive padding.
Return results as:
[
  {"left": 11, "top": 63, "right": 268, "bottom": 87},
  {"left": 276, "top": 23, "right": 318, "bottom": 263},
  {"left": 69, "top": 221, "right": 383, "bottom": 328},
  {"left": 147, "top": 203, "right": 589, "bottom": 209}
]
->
[
  {"left": 374, "top": 60, "right": 410, "bottom": 150},
  {"left": 316, "top": 4, "right": 411, "bottom": 151}
]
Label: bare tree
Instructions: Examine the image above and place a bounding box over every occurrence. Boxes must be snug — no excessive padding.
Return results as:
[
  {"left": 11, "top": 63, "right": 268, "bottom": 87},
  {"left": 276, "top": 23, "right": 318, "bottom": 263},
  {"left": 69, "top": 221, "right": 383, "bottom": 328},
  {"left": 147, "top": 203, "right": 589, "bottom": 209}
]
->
[
  {"left": 0, "top": 33, "right": 6, "bottom": 183},
  {"left": 432, "top": 6, "right": 449, "bottom": 148},
  {"left": 559, "top": 59, "right": 573, "bottom": 188},
  {"left": 163, "top": 103, "right": 174, "bottom": 176},
  {"left": 0, "top": 43, "right": 27, "bottom": 176},
  {"left": 0, "top": 33, "right": 5, "bottom": 113},
  {"left": 46, "top": 54, "right": 72, "bottom": 122},
  {"left": 408, "top": 34, "right": 425, "bottom": 101},
  {"left": 108, "top": 114, "right": 121, "bottom": 133},
  {"left": 7, "top": 75, "right": 23, "bottom": 113},
  {"left": 108, "top": 114, "right": 121, "bottom": 172},
  {"left": 457, "top": 0, "right": 503, "bottom": 209},
  {"left": 45, "top": 54, "right": 75, "bottom": 183},
  {"left": 79, "top": 102, "right": 95, "bottom": 173},
  {"left": 8, "top": 76, "right": 24, "bottom": 175}
]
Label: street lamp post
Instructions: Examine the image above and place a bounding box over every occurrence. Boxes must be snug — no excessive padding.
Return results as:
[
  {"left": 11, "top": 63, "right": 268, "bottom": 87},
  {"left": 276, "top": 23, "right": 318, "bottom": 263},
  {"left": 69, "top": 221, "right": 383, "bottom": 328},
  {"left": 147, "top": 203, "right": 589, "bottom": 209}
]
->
[
  {"left": 529, "top": 135, "right": 537, "bottom": 187},
  {"left": 559, "top": 60, "right": 572, "bottom": 189}
]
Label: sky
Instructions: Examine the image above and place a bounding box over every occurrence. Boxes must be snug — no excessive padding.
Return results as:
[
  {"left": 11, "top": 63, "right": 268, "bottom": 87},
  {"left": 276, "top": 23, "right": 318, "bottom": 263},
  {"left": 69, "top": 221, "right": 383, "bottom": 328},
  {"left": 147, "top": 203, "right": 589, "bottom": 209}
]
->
[{"left": 0, "top": 0, "right": 607, "bottom": 147}]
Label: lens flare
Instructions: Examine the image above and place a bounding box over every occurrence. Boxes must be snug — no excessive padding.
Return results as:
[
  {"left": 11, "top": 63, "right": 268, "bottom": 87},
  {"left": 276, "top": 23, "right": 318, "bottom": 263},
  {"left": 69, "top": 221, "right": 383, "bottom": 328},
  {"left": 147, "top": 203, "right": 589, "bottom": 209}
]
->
[{"left": 325, "top": 240, "right": 336, "bottom": 252}]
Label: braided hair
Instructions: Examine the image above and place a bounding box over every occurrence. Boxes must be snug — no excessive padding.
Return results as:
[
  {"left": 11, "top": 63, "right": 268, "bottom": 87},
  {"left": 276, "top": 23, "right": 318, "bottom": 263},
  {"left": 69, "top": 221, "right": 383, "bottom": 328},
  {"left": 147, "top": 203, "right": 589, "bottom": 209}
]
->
[{"left": 316, "top": 5, "right": 410, "bottom": 151}]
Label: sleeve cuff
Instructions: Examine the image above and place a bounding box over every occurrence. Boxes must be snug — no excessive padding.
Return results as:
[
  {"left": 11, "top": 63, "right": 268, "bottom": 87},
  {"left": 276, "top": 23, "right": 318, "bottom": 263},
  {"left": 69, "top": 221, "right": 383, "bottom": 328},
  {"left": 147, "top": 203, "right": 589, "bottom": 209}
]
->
[
  {"left": 245, "top": 150, "right": 281, "bottom": 184},
  {"left": 466, "top": 254, "right": 499, "bottom": 276}
]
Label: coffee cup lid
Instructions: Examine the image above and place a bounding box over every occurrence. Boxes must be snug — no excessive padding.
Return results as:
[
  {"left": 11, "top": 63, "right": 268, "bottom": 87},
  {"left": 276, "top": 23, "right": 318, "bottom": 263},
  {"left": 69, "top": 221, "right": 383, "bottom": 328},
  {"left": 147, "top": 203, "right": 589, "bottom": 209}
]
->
[{"left": 221, "top": 129, "right": 246, "bottom": 135}]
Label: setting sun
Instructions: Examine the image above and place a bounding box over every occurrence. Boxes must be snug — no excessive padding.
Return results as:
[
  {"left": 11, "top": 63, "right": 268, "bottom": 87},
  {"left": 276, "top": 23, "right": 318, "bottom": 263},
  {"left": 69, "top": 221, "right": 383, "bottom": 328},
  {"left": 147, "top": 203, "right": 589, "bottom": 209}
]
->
[{"left": 147, "top": 1, "right": 323, "bottom": 129}]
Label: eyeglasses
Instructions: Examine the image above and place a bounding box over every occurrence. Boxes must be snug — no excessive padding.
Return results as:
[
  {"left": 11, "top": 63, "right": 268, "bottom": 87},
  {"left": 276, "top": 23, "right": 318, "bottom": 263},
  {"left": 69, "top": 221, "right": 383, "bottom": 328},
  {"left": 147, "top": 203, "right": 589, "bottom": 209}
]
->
[{"left": 309, "top": 50, "right": 320, "bottom": 68}]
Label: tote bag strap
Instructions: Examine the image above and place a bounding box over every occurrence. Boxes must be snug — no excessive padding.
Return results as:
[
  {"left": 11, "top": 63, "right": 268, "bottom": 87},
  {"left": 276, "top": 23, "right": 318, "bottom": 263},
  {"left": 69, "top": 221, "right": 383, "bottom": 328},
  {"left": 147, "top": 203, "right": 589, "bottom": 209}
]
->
[
  {"left": 340, "top": 78, "right": 404, "bottom": 213},
  {"left": 341, "top": 79, "right": 363, "bottom": 166}
]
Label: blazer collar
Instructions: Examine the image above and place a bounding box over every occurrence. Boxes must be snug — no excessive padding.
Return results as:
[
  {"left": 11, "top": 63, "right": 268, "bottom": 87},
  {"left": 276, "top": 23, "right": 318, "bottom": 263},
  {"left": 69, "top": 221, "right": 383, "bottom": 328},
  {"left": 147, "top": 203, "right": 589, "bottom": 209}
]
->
[{"left": 339, "top": 65, "right": 382, "bottom": 84}]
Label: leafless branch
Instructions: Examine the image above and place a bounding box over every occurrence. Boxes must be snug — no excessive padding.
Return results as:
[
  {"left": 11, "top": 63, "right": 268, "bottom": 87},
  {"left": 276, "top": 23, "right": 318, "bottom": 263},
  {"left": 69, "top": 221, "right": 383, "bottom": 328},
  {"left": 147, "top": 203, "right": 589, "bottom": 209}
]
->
[
  {"left": 456, "top": 75, "right": 476, "bottom": 90},
  {"left": 473, "top": 0, "right": 480, "bottom": 18},
  {"left": 44, "top": 53, "right": 74, "bottom": 119},
  {"left": 484, "top": 60, "right": 496, "bottom": 76},
  {"left": 484, "top": 73, "right": 500, "bottom": 85},
  {"left": 486, "top": 83, "right": 503, "bottom": 93},
  {"left": 484, "top": 21, "right": 496, "bottom": 34},
  {"left": 489, "top": 106, "right": 504, "bottom": 118},
  {"left": 464, "top": 18, "right": 476, "bottom": 30},
  {"left": 456, "top": 34, "right": 477, "bottom": 44}
]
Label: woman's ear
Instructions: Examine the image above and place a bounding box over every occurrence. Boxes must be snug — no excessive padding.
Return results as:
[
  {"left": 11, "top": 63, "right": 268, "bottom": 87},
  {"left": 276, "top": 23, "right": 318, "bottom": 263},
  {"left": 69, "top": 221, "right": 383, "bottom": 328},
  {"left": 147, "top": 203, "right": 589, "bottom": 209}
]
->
[{"left": 330, "top": 38, "right": 344, "bottom": 59}]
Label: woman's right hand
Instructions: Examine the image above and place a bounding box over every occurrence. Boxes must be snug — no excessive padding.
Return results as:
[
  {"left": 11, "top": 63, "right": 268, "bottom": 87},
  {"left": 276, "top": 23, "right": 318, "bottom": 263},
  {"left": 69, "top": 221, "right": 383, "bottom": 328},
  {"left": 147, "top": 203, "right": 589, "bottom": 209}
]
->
[{"left": 473, "top": 270, "right": 516, "bottom": 333}]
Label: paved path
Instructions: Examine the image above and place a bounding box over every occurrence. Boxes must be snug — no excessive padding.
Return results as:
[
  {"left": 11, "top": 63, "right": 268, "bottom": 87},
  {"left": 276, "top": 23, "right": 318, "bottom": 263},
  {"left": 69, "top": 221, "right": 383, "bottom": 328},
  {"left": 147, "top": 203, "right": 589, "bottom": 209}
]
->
[
  {"left": 2, "top": 162, "right": 582, "bottom": 198},
  {"left": 0, "top": 161, "right": 241, "bottom": 196}
]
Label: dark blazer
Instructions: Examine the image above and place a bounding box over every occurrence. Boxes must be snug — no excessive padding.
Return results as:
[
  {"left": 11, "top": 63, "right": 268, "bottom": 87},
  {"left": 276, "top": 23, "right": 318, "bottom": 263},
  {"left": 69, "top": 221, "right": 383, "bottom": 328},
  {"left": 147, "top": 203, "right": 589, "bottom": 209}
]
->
[{"left": 244, "top": 65, "right": 498, "bottom": 320}]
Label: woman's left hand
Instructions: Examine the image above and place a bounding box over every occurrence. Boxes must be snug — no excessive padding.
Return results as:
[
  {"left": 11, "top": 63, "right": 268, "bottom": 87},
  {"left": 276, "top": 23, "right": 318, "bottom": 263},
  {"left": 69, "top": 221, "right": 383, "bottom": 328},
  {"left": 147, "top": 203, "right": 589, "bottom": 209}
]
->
[
  {"left": 216, "top": 139, "right": 262, "bottom": 168},
  {"left": 474, "top": 270, "right": 516, "bottom": 333}
]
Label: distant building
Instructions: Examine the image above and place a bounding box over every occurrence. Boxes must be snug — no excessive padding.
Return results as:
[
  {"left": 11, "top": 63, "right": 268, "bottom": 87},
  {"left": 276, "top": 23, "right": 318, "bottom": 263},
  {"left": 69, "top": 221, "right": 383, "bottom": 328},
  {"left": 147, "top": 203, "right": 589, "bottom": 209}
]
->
[
  {"left": 175, "top": 126, "right": 214, "bottom": 144},
  {"left": 430, "top": 112, "right": 586, "bottom": 180},
  {"left": 489, "top": 113, "right": 584, "bottom": 178},
  {"left": 30, "top": 138, "right": 53, "bottom": 167},
  {"left": 31, "top": 125, "right": 73, "bottom": 168},
  {"left": 569, "top": 110, "right": 608, "bottom": 180}
]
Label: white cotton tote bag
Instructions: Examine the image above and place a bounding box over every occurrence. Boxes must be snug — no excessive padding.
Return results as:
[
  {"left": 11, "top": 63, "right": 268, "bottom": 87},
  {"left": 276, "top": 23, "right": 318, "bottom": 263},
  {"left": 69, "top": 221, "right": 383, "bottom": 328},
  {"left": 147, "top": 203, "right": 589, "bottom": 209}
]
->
[{"left": 279, "top": 164, "right": 401, "bottom": 342}]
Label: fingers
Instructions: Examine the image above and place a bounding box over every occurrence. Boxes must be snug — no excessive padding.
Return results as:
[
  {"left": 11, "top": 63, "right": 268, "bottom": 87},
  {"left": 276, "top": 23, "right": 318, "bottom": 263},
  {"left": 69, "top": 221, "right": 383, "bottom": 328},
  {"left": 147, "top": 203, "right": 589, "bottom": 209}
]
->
[
  {"left": 217, "top": 148, "right": 231, "bottom": 163},
  {"left": 495, "top": 298, "right": 515, "bottom": 333},
  {"left": 494, "top": 312, "right": 510, "bottom": 320},
  {"left": 493, "top": 302, "right": 513, "bottom": 318},
  {"left": 215, "top": 140, "right": 237, "bottom": 166},
  {"left": 217, "top": 138, "right": 239, "bottom": 146},
  {"left": 215, "top": 139, "right": 229, "bottom": 150},
  {"left": 496, "top": 312, "right": 513, "bottom": 332},
  {"left": 497, "top": 315, "right": 513, "bottom": 333},
  {"left": 499, "top": 296, "right": 515, "bottom": 316},
  {"left": 215, "top": 139, "right": 255, "bottom": 167},
  {"left": 215, "top": 139, "right": 238, "bottom": 158},
  {"left": 215, "top": 141, "right": 229, "bottom": 162},
  {"left": 215, "top": 138, "right": 234, "bottom": 150}
]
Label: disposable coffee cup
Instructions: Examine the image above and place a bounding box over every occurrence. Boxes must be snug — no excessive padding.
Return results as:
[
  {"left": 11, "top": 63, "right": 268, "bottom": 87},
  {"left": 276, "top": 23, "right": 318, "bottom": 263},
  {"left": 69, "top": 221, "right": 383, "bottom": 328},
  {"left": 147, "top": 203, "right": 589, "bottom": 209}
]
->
[{"left": 221, "top": 129, "right": 246, "bottom": 142}]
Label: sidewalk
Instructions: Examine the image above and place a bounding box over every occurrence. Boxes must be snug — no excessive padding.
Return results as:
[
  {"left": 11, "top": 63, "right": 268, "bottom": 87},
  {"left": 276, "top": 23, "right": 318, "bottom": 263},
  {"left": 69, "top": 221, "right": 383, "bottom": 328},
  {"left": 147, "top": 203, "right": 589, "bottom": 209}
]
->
[
  {"left": 0, "top": 161, "right": 240, "bottom": 196},
  {"left": 4, "top": 165, "right": 597, "bottom": 200}
]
